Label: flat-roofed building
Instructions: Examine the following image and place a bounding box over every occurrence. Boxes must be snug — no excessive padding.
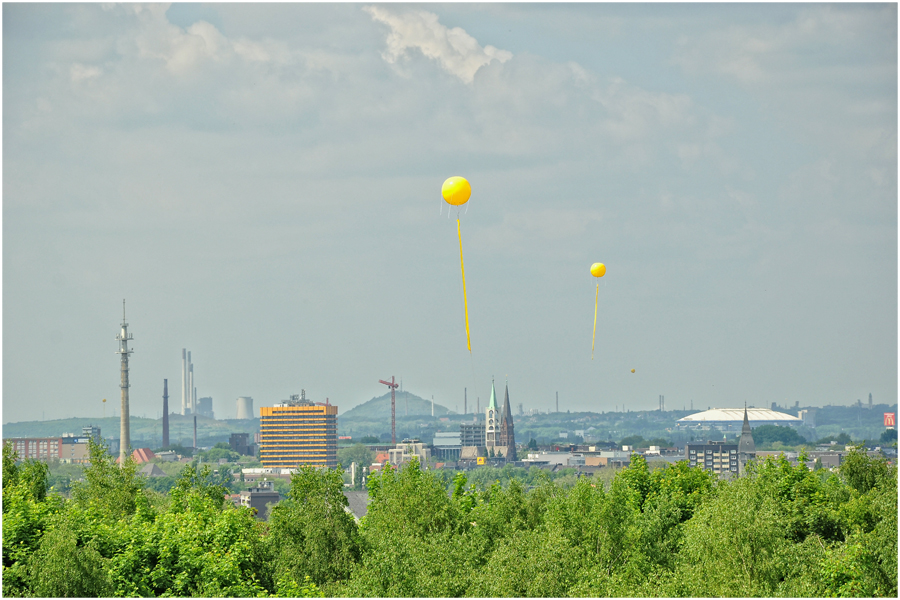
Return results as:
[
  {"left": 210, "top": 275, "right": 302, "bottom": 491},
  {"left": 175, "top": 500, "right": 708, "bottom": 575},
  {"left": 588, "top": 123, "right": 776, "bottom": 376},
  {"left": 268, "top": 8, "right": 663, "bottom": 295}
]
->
[
  {"left": 687, "top": 440, "right": 738, "bottom": 475},
  {"left": 240, "top": 480, "right": 281, "bottom": 520},
  {"left": 388, "top": 438, "right": 431, "bottom": 466},
  {"left": 433, "top": 431, "right": 462, "bottom": 460},
  {"left": 5, "top": 437, "right": 63, "bottom": 461},
  {"left": 677, "top": 407, "right": 801, "bottom": 431},
  {"left": 259, "top": 394, "right": 337, "bottom": 468}
]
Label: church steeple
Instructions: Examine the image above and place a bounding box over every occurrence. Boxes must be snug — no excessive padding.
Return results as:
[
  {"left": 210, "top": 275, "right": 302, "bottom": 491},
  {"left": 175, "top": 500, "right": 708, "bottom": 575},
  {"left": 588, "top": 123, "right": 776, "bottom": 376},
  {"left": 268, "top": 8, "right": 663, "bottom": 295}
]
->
[
  {"left": 488, "top": 379, "right": 498, "bottom": 410},
  {"left": 485, "top": 378, "right": 498, "bottom": 450},
  {"left": 738, "top": 402, "right": 756, "bottom": 475},
  {"left": 499, "top": 380, "right": 516, "bottom": 461},
  {"left": 500, "top": 381, "right": 513, "bottom": 425}
]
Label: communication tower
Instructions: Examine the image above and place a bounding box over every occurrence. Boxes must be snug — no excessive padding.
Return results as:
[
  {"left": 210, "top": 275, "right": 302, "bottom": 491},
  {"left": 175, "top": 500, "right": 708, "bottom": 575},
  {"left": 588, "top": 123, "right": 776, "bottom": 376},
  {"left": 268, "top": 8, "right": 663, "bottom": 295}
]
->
[{"left": 116, "top": 300, "right": 133, "bottom": 467}]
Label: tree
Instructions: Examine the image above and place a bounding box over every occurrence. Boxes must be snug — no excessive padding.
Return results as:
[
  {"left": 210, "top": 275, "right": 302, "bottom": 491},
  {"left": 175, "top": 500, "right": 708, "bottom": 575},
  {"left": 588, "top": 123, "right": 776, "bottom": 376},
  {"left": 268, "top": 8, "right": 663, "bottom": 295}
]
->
[
  {"left": 267, "top": 467, "right": 360, "bottom": 590},
  {"left": 71, "top": 439, "right": 145, "bottom": 522},
  {"left": 337, "top": 443, "right": 374, "bottom": 471},
  {"left": 751, "top": 424, "right": 807, "bottom": 446},
  {"left": 879, "top": 428, "right": 897, "bottom": 444},
  {"left": 619, "top": 434, "right": 646, "bottom": 448},
  {"left": 818, "top": 432, "right": 852, "bottom": 445}
]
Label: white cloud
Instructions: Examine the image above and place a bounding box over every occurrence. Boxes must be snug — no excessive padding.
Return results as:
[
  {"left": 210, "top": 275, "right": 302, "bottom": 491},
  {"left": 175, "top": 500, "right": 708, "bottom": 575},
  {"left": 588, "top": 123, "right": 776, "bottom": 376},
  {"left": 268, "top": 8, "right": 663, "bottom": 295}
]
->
[
  {"left": 363, "top": 5, "right": 512, "bottom": 84},
  {"left": 70, "top": 63, "right": 102, "bottom": 83}
]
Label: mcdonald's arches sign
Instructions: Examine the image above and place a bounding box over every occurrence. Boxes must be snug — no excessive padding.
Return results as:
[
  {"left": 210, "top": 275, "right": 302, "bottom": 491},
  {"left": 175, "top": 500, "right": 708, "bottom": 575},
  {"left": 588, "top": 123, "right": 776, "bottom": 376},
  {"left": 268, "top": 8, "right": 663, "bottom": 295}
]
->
[{"left": 885, "top": 413, "right": 896, "bottom": 428}]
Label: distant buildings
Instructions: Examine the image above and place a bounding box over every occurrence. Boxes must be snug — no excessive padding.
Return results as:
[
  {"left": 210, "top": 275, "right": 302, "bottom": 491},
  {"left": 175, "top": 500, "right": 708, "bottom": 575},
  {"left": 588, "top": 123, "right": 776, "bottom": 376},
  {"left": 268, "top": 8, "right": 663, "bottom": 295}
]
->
[
  {"left": 229, "top": 432, "right": 256, "bottom": 456},
  {"left": 687, "top": 407, "right": 757, "bottom": 475},
  {"left": 236, "top": 397, "right": 254, "bottom": 420},
  {"left": 458, "top": 380, "right": 517, "bottom": 461},
  {"left": 687, "top": 440, "right": 739, "bottom": 475},
  {"left": 196, "top": 397, "right": 215, "bottom": 419},
  {"left": 677, "top": 407, "right": 802, "bottom": 431},
  {"left": 240, "top": 480, "right": 280, "bottom": 520},
  {"left": 259, "top": 391, "right": 337, "bottom": 468},
  {"left": 433, "top": 432, "right": 462, "bottom": 460},
  {"left": 388, "top": 439, "right": 431, "bottom": 466},
  {"left": 4, "top": 425, "right": 105, "bottom": 464}
]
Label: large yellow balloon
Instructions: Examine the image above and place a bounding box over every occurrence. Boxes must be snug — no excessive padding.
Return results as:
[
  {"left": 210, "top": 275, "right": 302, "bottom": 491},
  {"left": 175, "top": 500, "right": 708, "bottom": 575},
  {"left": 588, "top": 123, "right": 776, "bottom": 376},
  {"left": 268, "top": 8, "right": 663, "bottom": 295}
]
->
[
  {"left": 590, "top": 263, "right": 606, "bottom": 277},
  {"left": 442, "top": 176, "right": 471, "bottom": 206},
  {"left": 631, "top": 369, "right": 635, "bottom": 373}
]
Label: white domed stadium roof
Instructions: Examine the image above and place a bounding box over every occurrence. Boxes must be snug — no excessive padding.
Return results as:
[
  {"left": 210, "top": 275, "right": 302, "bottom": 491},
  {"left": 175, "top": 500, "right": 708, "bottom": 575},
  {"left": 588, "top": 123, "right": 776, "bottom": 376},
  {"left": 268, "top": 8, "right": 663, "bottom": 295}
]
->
[{"left": 678, "top": 408, "right": 801, "bottom": 423}]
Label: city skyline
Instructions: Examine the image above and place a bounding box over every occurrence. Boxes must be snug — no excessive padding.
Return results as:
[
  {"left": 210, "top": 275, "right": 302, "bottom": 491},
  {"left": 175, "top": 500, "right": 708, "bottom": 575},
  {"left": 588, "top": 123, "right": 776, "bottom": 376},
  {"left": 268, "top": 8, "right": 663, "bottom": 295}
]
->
[{"left": 3, "top": 3, "right": 897, "bottom": 424}]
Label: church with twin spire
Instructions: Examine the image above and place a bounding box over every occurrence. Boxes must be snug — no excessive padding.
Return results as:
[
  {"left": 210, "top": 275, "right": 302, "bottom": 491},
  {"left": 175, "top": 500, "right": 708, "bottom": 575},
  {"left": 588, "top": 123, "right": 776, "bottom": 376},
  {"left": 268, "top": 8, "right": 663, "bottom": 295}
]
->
[
  {"left": 485, "top": 378, "right": 517, "bottom": 461},
  {"left": 460, "top": 378, "right": 517, "bottom": 461}
]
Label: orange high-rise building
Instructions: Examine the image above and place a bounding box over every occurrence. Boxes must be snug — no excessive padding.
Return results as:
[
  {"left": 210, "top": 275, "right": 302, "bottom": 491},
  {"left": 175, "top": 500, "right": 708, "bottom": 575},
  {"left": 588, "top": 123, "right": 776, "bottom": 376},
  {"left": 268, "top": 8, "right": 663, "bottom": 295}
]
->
[{"left": 259, "top": 394, "right": 337, "bottom": 468}]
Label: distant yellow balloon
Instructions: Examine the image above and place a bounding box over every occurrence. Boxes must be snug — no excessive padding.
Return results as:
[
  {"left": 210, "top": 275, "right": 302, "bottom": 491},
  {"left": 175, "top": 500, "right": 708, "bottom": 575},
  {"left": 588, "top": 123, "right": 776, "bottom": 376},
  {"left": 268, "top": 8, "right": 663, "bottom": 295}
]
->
[
  {"left": 442, "top": 176, "right": 471, "bottom": 206},
  {"left": 590, "top": 263, "right": 606, "bottom": 277},
  {"left": 631, "top": 369, "right": 635, "bottom": 373}
]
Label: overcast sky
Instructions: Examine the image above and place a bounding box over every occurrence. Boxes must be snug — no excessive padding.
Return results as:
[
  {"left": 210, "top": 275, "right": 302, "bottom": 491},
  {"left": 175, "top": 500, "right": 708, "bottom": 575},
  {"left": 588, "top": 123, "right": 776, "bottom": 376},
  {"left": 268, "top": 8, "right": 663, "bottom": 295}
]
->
[{"left": 3, "top": 2, "right": 897, "bottom": 424}]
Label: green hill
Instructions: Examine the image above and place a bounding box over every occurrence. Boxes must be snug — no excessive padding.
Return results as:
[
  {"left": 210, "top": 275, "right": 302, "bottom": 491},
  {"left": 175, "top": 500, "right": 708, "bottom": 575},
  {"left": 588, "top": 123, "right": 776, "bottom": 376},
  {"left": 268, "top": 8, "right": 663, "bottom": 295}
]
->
[
  {"left": 340, "top": 391, "right": 453, "bottom": 421},
  {"left": 1, "top": 415, "right": 260, "bottom": 449}
]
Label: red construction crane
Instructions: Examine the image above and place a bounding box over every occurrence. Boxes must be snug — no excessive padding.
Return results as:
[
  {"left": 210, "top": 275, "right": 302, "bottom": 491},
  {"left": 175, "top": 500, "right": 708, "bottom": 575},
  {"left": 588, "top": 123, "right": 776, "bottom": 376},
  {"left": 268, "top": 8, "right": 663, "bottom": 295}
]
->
[{"left": 379, "top": 376, "right": 399, "bottom": 444}]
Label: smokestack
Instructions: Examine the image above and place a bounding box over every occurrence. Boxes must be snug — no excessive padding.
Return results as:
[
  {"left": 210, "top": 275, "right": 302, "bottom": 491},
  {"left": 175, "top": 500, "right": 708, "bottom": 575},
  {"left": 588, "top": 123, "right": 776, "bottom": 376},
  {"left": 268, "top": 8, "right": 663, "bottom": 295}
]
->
[
  {"left": 162, "top": 379, "right": 169, "bottom": 448},
  {"left": 193, "top": 415, "right": 197, "bottom": 449},
  {"left": 182, "top": 349, "right": 187, "bottom": 415},
  {"left": 188, "top": 357, "right": 194, "bottom": 414}
]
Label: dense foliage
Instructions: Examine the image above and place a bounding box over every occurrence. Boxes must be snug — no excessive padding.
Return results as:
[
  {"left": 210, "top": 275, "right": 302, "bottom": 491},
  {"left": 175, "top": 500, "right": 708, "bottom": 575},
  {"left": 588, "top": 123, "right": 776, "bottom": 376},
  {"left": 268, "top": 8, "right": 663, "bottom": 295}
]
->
[
  {"left": 751, "top": 424, "right": 809, "bottom": 446},
  {"left": 2, "top": 439, "right": 896, "bottom": 597}
]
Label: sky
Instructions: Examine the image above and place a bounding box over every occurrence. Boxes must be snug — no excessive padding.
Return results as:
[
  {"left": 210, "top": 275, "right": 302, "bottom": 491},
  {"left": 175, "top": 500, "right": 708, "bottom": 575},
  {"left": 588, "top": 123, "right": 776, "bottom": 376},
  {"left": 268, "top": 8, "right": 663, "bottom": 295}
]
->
[{"left": 2, "top": 2, "right": 897, "bottom": 425}]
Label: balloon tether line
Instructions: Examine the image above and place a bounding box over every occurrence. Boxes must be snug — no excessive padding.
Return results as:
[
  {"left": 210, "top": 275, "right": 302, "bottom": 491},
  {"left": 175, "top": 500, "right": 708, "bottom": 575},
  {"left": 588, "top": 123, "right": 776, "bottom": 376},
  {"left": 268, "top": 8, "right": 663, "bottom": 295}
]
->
[
  {"left": 592, "top": 282, "right": 599, "bottom": 360},
  {"left": 458, "top": 218, "right": 472, "bottom": 353}
]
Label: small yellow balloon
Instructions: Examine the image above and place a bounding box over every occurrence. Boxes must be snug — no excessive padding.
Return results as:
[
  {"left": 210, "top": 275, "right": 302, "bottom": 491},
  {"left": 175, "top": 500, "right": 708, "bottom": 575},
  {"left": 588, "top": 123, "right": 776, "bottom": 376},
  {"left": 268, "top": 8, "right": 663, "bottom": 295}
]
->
[
  {"left": 590, "top": 263, "right": 606, "bottom": 277},
  {"left": 442, "top": 176, "right": 471, "bottom": 206},
  {"left": 631, "top": 369, "right": 635, "bottom": 373}
]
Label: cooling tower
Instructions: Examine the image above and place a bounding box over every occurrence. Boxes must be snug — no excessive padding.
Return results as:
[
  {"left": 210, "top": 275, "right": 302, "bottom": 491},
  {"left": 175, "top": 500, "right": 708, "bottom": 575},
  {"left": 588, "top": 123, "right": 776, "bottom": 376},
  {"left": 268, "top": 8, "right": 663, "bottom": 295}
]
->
[{"left": 236, "top": 396, "right": 254, "bottom": 420}]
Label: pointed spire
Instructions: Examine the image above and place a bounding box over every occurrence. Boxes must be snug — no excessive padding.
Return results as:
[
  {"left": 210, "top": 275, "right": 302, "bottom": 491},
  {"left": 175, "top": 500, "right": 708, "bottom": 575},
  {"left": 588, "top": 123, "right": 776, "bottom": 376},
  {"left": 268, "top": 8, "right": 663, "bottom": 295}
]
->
[
  {"left": 501, "top": 382, "right": 513, "bottom": 423},
  {"left": 488, "top": 378, "right": 497, "bottom": 410},
  {"left": 742, "top": 402, "right": 751, "bottom": 435}
]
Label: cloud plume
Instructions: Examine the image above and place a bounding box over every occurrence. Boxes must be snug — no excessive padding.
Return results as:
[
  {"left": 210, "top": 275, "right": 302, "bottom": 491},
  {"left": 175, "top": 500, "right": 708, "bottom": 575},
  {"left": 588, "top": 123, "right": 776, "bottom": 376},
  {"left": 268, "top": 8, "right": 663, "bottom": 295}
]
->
[{"left": 364, "top": 5, "right": 512, "bottom": 83}]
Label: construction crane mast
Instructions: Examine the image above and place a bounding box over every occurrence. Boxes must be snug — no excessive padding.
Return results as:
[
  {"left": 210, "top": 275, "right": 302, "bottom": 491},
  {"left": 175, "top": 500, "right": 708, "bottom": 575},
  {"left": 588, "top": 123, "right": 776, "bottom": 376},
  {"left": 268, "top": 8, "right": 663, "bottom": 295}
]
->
[{"left": 379, "top": 376, "right": 399, "bottom": 444}]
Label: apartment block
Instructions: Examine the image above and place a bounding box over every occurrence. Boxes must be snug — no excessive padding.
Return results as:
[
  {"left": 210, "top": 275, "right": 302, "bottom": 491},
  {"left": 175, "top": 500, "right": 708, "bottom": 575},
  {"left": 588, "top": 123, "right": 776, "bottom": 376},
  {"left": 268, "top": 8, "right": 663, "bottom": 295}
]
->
[{"left": 259, "top": 397, "right": 337, "bottom": 468}]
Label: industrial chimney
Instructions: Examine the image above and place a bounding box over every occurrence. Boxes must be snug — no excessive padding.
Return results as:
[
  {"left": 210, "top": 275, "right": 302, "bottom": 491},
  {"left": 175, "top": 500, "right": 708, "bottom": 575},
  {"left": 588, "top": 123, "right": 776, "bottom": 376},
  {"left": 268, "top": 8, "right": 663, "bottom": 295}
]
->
[{"left": 162, "top": 379, "right": 169, "bottom": 448}]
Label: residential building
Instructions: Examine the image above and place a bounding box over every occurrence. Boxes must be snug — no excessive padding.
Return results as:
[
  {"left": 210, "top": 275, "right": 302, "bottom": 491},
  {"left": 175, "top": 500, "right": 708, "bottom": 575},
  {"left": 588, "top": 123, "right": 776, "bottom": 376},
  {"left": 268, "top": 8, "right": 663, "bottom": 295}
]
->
[
  {"left": 229, "top": 432, "right": 252, "bottom": 456},
  {"left": 687, "top": 440, "right": 738, "bottom": 475},
  {"left": 259, "top": 393, "right": 337, "bottom": 468},
  {"left": 5, "top": 437, "right": 64, "bottom": 461},
  {"left": 240, "top": 480, "right": 280, "bottom": 520},
  {"left": 460, "top": 421, "right": 486, "bottom": 447},
  {"left": 388, "top": 438, "right": 431, "bottom": 466}
]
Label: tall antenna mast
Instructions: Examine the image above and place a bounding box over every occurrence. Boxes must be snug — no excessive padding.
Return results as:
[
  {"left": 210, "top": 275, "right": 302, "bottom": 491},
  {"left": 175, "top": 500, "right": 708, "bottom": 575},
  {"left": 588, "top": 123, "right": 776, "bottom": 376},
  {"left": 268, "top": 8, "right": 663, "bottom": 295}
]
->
[{"left": 116, "top": 300, "right": 134, "bottom": 467}]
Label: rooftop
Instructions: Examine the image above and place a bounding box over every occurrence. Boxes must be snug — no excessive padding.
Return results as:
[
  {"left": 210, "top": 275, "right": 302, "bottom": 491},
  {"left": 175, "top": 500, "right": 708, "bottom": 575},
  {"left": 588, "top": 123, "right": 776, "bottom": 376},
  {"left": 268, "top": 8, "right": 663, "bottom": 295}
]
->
[{"left": 678, "top": 408, "right": 801, "bottom": 423}]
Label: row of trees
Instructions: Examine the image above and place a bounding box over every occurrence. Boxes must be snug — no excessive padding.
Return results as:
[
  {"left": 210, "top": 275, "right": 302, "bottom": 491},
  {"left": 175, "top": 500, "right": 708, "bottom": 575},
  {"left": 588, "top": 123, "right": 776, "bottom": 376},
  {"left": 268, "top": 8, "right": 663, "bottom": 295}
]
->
[{"left": 3, "top": 439, "right": 896, "bottom": 597}]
